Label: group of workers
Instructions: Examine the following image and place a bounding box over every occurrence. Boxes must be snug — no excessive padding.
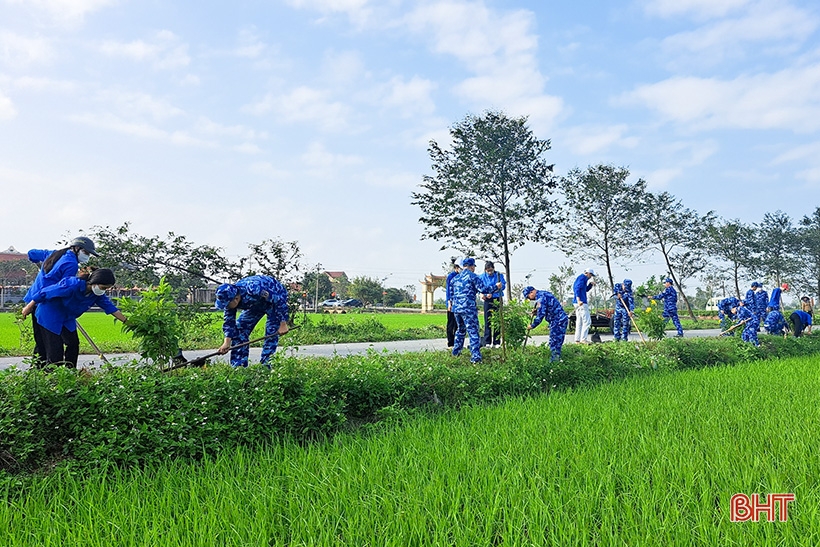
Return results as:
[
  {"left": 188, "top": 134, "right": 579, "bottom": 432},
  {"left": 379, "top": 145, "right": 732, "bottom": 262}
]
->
[
  {"left": 717, "top": 282, "right": 814, "bottom": 346},
  {"left": 20, "top": 235, "right": 290, "bottom": 369},
  {"left": 445, "top": 258, "right": 817, "bottom": 363},
  {"left": 17, "top": 235, "right": 817, "bottom": 368}
]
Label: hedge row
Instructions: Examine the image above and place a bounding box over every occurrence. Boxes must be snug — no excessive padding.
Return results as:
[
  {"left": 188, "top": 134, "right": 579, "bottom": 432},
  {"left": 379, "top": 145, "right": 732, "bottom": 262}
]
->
[{"left": 2, "top": 335, "right": 819, "bottom": 475}]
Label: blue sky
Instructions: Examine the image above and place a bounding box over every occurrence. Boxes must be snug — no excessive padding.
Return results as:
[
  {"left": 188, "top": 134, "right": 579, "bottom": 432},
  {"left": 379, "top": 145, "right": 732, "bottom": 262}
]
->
[{"left": 2, "top": 0, "right": 819, "bottom": 294}]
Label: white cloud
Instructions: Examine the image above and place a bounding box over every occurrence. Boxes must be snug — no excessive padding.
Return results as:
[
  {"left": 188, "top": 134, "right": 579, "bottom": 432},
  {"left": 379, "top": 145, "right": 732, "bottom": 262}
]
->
[
  {"left": 562, "top": 124, "right": 637, "bottom": 155},
  {"left": 622, "top": 64, "right": 820, "bottom": 133},
  {"left": 234, "top": 27, "right": 266, "bottom": 59},
  {"left": 321, "top": 49, "right": 366, "bottom": 85},
  {"left": 378, "top": 75, "right": 437, "bottom": 118},
  {"left": 4, "top": 0, "right": 115, "bottom": 24},
  {"left": 300, "top": 141, "right": 363, "bottom": 169},
  {"left": 0, "top": 32, "right": 54, "bottom": 67},
  {"left": 284, "top": 0, "right": 372, "bottom": 26},
  {"left": 242, "top": 86, "right": 351, "bottom": 131},
  {"left": 405, "top": 1, "right": 564, "bottom": 132},
  {"left": 11, "top": 76, "right": 77, "bottom": 92},
  {"left": 194, "top": 116, "right": 264, "bottom": 141},
  {"left": 643, "top": 0, "right": 750, "bottom": 20},
  {"left": 99, "top": 30, "right": 190, "bottom": 70},
  {"left": 0, "top": 92, "right": 16, "bottom": 120},
  {"left": 362, "top": 169, "right": 419, "bottom": 189},
  {"left": 67, "top": 112, "right": 215, "bottom": 147},
  {"left": 660, "top": 2, "right": 818, "bottom": 60},
  {"left": 644, "top": 167, "right": 684, "bottom": 189},
  {"left": 94, "top": 89, "right": 185, "bottom": 122}
]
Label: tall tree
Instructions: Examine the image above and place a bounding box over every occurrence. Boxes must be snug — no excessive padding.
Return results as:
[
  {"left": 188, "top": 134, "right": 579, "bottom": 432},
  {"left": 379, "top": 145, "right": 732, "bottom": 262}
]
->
[
  {"left": 411, "top": 110, "right": 559, "bottom": 301},
  {"left": 637, "top": 191, "right": 715, "bottom": 321},
  {"left": 240, "top": 238, "right": 302, "bottom": 285},
  {"left": 704, "top": 218, "right": 755, "bottom": 298},
  {"left": 755, "top": 210, "right": 800, "bottom": 287},
  {"left": 799, "top": 207, "right": 820, "bottom": 299},
  {"left": 88, "top": 223, "right": 234, "bottom": 297},
  {"left": 349, "top": 276, "right": 385, "bottom": 306},
  {"left": 554, "top": 164, "right": 646, "bottom": 289}
]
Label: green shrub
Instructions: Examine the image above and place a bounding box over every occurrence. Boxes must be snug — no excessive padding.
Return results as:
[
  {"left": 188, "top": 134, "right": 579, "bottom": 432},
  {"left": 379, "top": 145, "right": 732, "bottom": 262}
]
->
[{"left": 2, "top": 334, "right": 819, "bottom": 475}]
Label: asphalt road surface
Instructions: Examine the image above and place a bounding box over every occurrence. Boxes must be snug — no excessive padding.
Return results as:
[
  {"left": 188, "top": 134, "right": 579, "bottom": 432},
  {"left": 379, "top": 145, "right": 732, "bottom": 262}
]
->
[{"left": 0, "top": 328, "right": 723, "bottom": 371}]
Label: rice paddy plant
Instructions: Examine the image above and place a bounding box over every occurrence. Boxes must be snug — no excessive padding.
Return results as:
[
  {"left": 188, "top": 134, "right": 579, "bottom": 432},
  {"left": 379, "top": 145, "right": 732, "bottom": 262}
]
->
[{"left": 3, "top": 355, "right": 819, "bottom": 546}]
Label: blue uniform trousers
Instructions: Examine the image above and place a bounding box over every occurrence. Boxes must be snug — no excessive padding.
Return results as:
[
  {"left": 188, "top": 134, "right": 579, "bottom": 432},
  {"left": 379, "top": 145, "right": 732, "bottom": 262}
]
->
[
  {"left": 230, "top": 307, "right": 281, "bottom": 367},
  {"left": 613, "top": 309, "right": 631, "bottom": 341},
  {"left": 548, "top": 315, "right": 568, "bottom": 361},
  {"left": 453, "top": 309, "right": 482, "bottom": 362}
]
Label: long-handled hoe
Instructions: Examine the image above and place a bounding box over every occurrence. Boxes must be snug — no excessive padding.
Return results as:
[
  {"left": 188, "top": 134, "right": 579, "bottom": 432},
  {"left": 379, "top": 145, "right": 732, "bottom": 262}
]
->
[
  {"left": 617, "top": 294, "right": 646, "bottom": 343},
  {"left": 720, "top": 318, "right": 749, "bottom": 336},
  {"left": 76, "top": 320, "right": 111, "bottom": 366},
  {"left": 166, "top": 325, "right": 300, "bottom": 372}
]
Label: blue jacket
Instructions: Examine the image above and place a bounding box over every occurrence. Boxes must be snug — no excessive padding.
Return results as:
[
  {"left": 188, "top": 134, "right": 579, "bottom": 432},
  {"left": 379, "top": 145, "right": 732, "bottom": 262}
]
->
[
  {"left": 451, "top": 269, "right": 496, "bottom": 314},
  {"left": 745, "top": 289, "right": 756, "bottom": 307},
  {"left": 652, "top": 286, "right": 678, "bottom": 312},
  {"left": 768, "top": 288, "right": 782, "bottom": 310},
  {"left": 572, "top": 274, "right": 593, "bottom": 305},
  {"left": 445, "top": 270, "right": 459, "bottom": 306},
  {"left": 29, "top": 277, "right": 118, "bottom": 335},
  {"left": 479, "top": 271, "right": 506, "bottom": 299},
  {"left": 222, "top": 275, "right": 290, "bottom": 339},
  {"left": 793, "top": 310, "right": 813, "bottom": 326},
  {"left": 530, "top": 290, "right": 568, "bottom": 329},
  {"left": 24, "top": 249, "right": 79, "bottom": 303}
]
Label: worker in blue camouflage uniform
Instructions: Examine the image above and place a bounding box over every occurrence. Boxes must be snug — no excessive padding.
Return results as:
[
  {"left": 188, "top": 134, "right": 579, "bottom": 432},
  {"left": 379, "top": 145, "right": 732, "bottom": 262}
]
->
[
  {"left": 611, "top": 280, "right": 635, "bottom": 341},
  {"left": 523, "top": 286, "right": 568, "bottom": 361},
  {"left": 718, "top": 296, "right": 740, "bottom": 335},
  {"left": 745, "top": 282, "right": 758, "bottom": 313},
  {"left": 451, "top": 258, "right": 501, "bottom": 363},
  {"left": 753, "top": 283, "right": 768, "bottom": 328},
  {"left": 732, "top": 300, "right": 760, "bottom": 346},
  {"left": 215, "top": 275, "right": 290, "bottom": 367},
  {"left": 764, "top": 310, "right": 787, "bottom": 336},
  {"left": 652, "top": 278, "right": 683, "bottom": 337}
]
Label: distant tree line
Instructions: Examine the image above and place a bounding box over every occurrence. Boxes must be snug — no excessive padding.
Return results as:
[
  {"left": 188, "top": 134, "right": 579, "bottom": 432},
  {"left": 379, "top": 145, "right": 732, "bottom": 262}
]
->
[{"left": 413, "top": 110, "right": 820, "bottom": 318}]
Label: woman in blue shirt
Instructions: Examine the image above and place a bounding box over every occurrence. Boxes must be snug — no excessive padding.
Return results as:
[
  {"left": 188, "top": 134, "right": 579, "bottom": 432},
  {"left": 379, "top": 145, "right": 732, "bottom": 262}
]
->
[
  {"left": 24, "top": 236, "right": 99, "bottom": 365},
  {"left": 21, "top": 268, "right": 126, "bottom": 368}
]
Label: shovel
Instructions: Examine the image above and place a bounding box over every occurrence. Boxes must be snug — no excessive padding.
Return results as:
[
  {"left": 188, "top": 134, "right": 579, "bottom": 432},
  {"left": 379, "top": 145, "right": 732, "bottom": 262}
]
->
[{"left": 166, "top": 325, "right": 300, "bottom": 372}]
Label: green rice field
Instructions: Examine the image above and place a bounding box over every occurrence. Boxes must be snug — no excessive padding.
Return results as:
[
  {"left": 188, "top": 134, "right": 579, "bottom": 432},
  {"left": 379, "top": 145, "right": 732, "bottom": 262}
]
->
[
  {"left": 0, "top": 311, "right": 449, "bottom": 356},
  {"left": 3, "top": 354, "right": 818, "bottom": 546}
]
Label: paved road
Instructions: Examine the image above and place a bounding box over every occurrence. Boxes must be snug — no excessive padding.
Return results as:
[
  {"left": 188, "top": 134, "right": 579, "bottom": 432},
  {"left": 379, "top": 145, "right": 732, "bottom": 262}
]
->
[{"left": 0, "top": 329, "right": 723, "bottom": 371}]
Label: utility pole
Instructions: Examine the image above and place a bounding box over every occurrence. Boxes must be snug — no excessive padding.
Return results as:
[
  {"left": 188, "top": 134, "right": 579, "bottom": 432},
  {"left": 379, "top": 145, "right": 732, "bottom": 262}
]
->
[{"left": 313, "top": 262, "right": 322, "bottom": 313}]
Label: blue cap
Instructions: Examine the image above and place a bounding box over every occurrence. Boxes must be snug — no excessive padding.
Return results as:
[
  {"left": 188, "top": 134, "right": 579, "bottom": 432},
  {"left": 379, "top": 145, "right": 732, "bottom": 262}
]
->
[
  {"left": 664, "top": 278, "right": 673, "bottom": 284},
  {"left": 751, "top": 281, "right": 760, "bottom": 288},
  {"left": 461, "top": 257, "right": 476, "bottom": 267},
  {"left": 215, "top": 283, "right": 238, "bottom": 310},
  {"left": 522, "top": 286, "right": 536, "bottom": 298}
]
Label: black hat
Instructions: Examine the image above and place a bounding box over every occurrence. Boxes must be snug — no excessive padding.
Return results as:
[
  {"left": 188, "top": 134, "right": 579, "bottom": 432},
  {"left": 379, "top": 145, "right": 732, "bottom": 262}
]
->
[{"left": 88, "top": 268, "right": 116, "bottom": 286}]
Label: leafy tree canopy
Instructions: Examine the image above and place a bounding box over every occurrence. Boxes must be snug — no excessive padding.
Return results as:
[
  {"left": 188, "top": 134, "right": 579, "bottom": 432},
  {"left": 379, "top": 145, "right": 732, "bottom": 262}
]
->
[{"left": 412, "top": 110, "right": 559, "bottom": 300}]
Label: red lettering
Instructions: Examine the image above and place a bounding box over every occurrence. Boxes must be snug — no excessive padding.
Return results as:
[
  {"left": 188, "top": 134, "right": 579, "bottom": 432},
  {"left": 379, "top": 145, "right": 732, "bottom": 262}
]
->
[
  {"left": 752, "top": 494, "right": 775, "bottom": 522},
  {"left": 770, "top": 493, "right": 795, "bottom": 521},
  {"left": 731, "top": 494, "right": 751, "bottom": 522}
]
